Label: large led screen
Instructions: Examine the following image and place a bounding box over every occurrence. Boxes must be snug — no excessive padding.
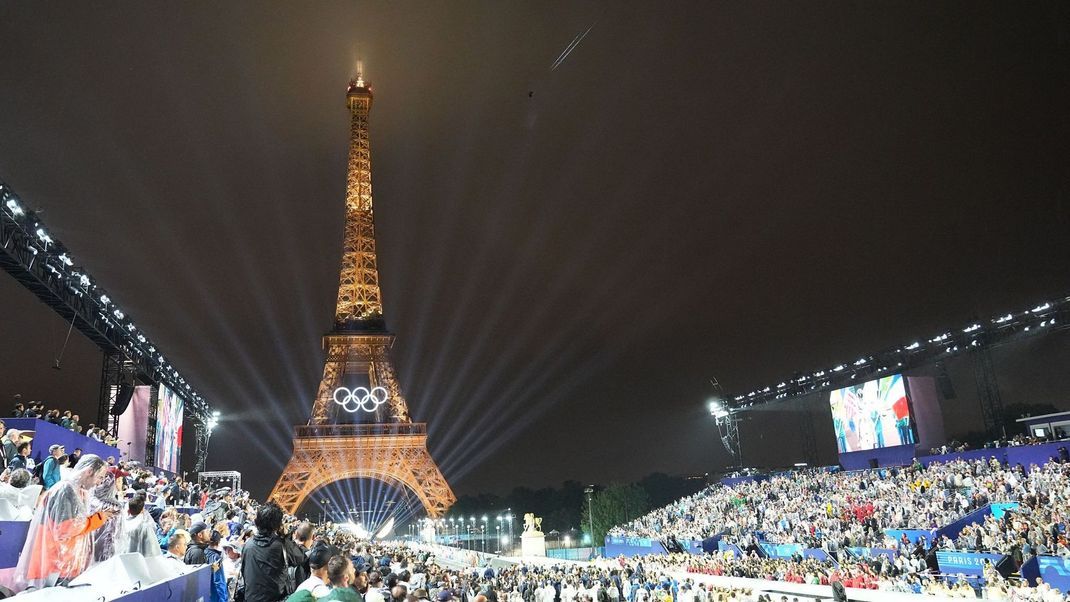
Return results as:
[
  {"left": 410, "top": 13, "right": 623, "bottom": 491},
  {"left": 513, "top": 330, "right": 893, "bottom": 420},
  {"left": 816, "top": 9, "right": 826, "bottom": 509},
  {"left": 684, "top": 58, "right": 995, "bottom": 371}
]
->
[
  {"left": 829, "top": 374, "right": 914, "bottom": 453},
  {"left": 154, "top": 385, "right": 184, "bottom": 473}
]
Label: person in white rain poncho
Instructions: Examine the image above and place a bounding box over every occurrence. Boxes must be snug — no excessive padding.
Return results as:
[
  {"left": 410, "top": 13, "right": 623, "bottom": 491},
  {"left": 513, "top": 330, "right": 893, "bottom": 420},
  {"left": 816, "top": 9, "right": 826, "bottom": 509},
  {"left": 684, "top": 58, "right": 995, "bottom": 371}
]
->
[{"left": 116, "top": 491, "right": 162, "bottom": 557}]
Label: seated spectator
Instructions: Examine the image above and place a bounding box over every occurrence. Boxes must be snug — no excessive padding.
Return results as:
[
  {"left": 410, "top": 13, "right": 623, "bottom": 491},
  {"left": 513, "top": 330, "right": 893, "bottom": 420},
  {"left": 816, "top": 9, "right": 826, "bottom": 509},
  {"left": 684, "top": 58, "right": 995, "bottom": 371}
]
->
[
  {"left": 0, "top": 467, "right": 39, "bottom": 520},
  {"left": 165, "top": 530, "right": 191, "bottom": 567}
]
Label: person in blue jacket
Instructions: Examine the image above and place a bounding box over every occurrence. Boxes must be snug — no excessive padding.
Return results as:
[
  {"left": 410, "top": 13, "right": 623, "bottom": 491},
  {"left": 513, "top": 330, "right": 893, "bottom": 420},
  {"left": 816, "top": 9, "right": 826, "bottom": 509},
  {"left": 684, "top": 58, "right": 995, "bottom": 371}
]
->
[
  {"left": 205, "top": 530, "right": 229, "bottom": 602},
  {"left": 41, "top": 444, "right": 65, "bottom": 489}
]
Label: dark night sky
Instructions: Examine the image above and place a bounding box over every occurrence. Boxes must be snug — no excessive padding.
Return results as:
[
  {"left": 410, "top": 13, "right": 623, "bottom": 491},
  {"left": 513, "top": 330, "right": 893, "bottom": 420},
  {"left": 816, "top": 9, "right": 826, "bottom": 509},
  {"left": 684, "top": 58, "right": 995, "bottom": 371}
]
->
[{"left": 1, "top": 2, "right": 1069, "bottom": 506}]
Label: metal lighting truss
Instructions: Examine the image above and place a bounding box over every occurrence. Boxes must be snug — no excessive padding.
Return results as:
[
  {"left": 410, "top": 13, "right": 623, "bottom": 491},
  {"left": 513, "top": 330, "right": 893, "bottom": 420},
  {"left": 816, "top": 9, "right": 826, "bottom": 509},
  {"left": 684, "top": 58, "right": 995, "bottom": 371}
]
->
[
  {"left": 728, "top": 295, "right": 1069, "bottom": 417},
  {"left": 0, "top": 177, "right": 214, "bottom": 437}
]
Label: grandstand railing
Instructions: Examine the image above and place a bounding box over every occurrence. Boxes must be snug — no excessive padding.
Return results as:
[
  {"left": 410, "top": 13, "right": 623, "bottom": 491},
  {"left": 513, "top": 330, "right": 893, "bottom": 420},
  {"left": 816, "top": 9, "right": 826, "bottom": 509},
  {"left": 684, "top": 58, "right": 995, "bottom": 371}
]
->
[{"left": 294, "top": 423, "right": 427, "bottom": 438}]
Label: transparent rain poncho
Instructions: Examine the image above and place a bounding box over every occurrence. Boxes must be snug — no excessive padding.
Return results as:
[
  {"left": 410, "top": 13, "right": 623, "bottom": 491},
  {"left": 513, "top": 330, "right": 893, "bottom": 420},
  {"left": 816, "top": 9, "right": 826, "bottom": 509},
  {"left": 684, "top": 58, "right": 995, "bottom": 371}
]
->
[
  {"left": 91, "top": 468, "right": 126, "bottom": 562},
  {"left": 11, "top": 454, "right": 114, "bottom": 591}
]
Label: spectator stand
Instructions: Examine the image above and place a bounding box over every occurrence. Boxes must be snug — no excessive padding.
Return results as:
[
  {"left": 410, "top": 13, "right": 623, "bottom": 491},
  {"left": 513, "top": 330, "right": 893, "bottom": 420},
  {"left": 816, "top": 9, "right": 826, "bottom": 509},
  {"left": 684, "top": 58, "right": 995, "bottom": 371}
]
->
[
  {"left": 916, "top": 439, "right": 1070, "bottom": 469},
  {"left": 3, "top": 417, "right": 120, "bottom": 465}
]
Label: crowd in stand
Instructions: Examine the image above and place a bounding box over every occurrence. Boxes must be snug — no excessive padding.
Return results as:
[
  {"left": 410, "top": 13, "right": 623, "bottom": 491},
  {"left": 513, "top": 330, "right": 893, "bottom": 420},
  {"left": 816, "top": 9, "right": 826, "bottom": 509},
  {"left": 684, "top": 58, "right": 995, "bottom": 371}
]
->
[
  {"left": 929, "top": 435, "right": 1068, "bottom": 456},
  {"left": 0, "top": 444, "right": 772, "bottom": 602},
  {"left": 8, "top": 398, "right": 120, "bottom": 446},
  {"left": 674, "top": 551, "right": 1066, "bottom": 600},
  {"left": 6, "top": 394, "right": 1070, "bottom": 601},
  {"left": 601, "top": 450, "right": 1070, "bottom": 599},
  {"left": 610, "top": 455, "right": 1070, "bottom": 555},
  {"left": 3, "top": 449, "right": 1069, "bottom": 600},
  {"left": 948, "top": 460, "right": 1070, "bottom": 559},
  {"left": 0, "top": 419, "right": 111, "bottom": 484}
]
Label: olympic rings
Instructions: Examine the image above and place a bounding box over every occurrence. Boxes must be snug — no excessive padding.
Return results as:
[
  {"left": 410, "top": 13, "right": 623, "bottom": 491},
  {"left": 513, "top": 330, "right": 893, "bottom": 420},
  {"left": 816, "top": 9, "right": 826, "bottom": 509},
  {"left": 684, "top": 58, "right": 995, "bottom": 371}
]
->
[{"left": 332, "top": 386, "right": 389, "bottom": 413}]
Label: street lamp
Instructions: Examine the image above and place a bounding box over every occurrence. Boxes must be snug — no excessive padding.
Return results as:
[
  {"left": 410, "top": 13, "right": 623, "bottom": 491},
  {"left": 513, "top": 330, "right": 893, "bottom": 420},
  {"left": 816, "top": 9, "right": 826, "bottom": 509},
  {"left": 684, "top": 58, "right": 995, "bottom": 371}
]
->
[
  {"left": 585, "top": 486, "right": 595, "bottom": 552},
  {"left": 506, "top": 510, "right": 514, "bottom": 554}
]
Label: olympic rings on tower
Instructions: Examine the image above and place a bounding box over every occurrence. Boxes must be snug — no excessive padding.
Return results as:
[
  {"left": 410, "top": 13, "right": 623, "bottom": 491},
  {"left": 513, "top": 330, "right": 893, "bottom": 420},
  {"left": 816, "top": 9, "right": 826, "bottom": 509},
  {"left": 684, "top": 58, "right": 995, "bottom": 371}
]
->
[{"left": 332, "top": 386, "right": 390, "bottom": 413}]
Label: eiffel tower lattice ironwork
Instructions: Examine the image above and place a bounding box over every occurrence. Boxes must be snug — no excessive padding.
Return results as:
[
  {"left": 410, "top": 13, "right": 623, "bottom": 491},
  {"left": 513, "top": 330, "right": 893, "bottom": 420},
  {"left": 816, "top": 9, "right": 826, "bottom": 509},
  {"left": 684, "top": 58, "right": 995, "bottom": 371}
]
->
[{"left": 269, "top": 66, "right": 455, "bottom": 517}]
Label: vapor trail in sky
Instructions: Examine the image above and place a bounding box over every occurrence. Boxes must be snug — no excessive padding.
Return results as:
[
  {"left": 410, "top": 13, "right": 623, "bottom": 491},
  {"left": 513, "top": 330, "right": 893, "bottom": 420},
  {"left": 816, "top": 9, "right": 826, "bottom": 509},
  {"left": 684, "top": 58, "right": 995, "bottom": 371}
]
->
[{"left": 551, "top": 24, "right": 594, "bottom": 71}]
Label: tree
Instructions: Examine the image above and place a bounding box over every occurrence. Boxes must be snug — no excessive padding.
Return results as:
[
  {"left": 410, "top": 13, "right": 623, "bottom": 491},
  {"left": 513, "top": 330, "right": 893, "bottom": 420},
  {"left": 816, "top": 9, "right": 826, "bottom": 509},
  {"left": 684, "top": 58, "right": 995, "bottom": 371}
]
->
[{"left": 581, "top": 483, "right": 649, "bottom": 546}]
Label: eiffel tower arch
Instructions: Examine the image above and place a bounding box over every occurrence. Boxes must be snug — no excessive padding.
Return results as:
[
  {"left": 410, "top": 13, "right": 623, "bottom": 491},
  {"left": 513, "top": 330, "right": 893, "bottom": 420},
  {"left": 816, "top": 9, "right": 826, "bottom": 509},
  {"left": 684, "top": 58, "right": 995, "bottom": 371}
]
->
[{"left": 269, "top": 65, "right": 455, "bottom": 518}]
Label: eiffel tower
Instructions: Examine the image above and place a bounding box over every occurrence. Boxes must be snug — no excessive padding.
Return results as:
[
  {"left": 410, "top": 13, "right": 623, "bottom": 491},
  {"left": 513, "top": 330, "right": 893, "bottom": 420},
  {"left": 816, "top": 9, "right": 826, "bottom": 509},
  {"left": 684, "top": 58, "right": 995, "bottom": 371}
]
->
[{"left": 269, "top": 65, "right": 455, "bottom": 518}]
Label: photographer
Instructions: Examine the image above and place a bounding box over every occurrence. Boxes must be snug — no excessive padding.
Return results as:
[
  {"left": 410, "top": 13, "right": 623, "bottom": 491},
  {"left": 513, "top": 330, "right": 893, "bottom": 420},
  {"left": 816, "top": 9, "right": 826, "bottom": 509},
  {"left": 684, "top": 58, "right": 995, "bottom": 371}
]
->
[{"left": 239, "top": 502, "right": 301, "bottom": 601}]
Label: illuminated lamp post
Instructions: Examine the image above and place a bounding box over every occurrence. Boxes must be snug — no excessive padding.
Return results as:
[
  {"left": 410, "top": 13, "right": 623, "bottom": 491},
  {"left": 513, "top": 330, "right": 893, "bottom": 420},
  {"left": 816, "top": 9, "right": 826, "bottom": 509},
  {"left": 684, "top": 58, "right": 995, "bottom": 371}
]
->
[{"left": 584, "top": 485, "right": 595, "bottom": 553}]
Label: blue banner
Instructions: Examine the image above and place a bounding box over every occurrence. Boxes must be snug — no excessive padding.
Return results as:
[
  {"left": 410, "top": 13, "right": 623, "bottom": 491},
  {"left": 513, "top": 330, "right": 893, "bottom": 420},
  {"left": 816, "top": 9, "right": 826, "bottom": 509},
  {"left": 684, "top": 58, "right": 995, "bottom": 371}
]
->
[
  {"left": 717, "top": 542, "right": 745, "bottom": 557},
  {"left": 935, "top": 504, "right": 996, "bottom": 542},
  {"left": 1034, "top": 556, "right": 1070, "bottom": 592},
  {"left": 760, "top": 543, "right": 803, "bottom": 558},
  {"left": 935, "top": 551, "right": 1005, "bottom": 576},
  {"left": 702, "top": 536, "right": 721, "bottom": 554},
  {"left": 606, "top": 536, "right": 654, "bottom": 547},
  {"left": 114, "top": 565, "right": 211, "bottom": 601},
  {"left": 684, "top": 540, "right": 703, "bottom": 554},
  {"left": 604, "top": 537, "right": 663, "bottom": 557},
  {"left": 1021, "top": 557, "right": 1040, "bottom": 587},
  {"left": 989, "top": 503, "right": 1019, "bottom": 520},
  {"left": 604, "top": 536, "right": 703, "bottom": 557},
  {"left": 803, "top": 548, "right": 832, "bottom": 562},
  {"left": 0, "top": 520, "right": 30, "bottom": 568}
]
